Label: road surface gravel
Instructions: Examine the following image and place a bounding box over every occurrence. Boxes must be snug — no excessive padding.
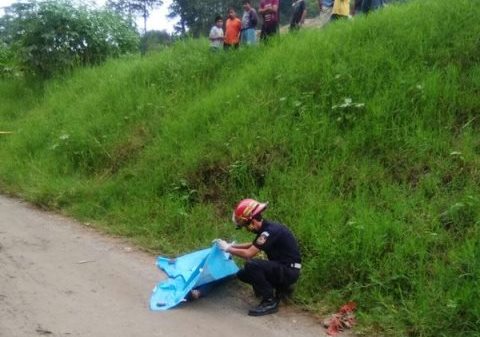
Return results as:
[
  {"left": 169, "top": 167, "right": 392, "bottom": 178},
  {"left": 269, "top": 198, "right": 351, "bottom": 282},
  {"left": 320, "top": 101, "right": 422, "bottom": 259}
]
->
[{"left": 0, "top": 195, "right": 327, "bottom": 337}]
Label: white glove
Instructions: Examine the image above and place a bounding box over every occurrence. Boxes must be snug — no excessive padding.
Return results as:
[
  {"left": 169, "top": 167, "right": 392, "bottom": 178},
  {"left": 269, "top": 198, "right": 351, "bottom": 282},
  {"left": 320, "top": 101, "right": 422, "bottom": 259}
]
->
[{"left": 213, "top": 239, "right": 231, "bottom": 252}]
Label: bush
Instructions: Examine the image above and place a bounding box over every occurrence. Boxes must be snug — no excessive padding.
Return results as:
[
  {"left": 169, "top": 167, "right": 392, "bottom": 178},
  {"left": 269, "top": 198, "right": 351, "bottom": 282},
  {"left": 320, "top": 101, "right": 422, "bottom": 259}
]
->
[
  {"left": 0, "top": 0, "right": 140, "bottom": 77},
  {"left": 0, "top": 42, "right": 16, "bottom": 77}
]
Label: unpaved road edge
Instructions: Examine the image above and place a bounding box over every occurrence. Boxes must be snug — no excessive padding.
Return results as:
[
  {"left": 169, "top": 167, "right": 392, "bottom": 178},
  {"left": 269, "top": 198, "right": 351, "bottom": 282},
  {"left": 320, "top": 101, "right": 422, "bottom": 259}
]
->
[{"left": 0, "top": 195, "right": 330, "bottom": 337}]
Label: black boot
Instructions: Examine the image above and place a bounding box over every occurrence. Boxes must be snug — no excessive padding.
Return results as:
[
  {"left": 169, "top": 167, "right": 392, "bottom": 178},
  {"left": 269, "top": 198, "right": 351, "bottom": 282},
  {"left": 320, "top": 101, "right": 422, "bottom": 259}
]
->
[{"left": 248, "top": 298, "right": 279, "bottom": 316}]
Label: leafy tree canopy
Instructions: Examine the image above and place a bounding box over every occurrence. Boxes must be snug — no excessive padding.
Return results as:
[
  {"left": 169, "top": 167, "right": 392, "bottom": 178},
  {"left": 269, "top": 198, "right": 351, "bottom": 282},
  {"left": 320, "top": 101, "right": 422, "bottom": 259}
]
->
[
  {"left": 0, "top": 0, "right": 140, "bottom": 77},
  {"left": 106, "top": 0, "right": 163, "bottom": 34},
  {"left": 168, "top": 0, "right": 241, "bottom": 37}
]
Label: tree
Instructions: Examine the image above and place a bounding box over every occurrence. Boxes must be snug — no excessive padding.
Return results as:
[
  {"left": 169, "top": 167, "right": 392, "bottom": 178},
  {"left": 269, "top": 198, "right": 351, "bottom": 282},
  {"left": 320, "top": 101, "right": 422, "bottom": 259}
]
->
[
  {"left": 0, "top": 41, "right": 16, "bottom": 76},
  {"left": 107, "top": 0, "right": 164, "bottom": 35},
  {"left": 141, "top": 30, "right": 173, "bottom": 52},
  {"left": 168, "top": 0, "right": 241, "bottom": 37},
  {"left": 0, "top": 0, "right": 140, "bottom": 77},
  {"left": 168, "top": 0, "right": 190, "bottom": 36}
]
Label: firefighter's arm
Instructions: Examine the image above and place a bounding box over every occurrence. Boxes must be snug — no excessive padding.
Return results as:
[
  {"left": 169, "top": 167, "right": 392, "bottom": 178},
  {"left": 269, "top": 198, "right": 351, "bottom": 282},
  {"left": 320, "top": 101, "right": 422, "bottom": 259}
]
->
[
  {"left": 231, "top": 242, "right": 253, "bottom": 249},
  {"left": 227, "top": 245, "right": 260, "bottom": 259}
]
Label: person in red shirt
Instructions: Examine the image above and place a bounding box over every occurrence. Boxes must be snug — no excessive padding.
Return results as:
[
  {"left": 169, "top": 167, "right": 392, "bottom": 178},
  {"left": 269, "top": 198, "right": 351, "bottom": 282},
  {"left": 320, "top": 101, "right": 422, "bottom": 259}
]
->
[
  {"left": 259, "top": 0, "right": 279, "bottom": 41},
  {"left": 224, "top": 8, "right": 242, "bottom": 50}
]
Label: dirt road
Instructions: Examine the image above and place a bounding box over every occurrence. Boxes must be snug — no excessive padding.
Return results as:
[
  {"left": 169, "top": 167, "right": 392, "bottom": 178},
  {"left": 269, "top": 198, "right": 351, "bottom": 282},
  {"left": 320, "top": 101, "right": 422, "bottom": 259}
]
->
[{"left": 0, "top": 195, "right": 326, "bottom": 337}]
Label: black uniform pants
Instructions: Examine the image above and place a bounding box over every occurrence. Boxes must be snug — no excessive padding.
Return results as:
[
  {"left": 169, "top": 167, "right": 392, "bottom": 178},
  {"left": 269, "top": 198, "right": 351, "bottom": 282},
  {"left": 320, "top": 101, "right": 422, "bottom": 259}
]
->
[{"left": 237, "top": 259, "right": 300, "bottom": 300}]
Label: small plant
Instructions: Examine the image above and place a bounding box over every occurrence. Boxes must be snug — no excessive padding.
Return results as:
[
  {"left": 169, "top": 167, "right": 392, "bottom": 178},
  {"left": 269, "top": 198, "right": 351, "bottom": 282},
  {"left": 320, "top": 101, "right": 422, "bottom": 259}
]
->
[
  {"left": 169, "top": 179, "right": 197, "bottom": 208},
  {"left": 331, "top": 97, "right": 365, "bottom": 127},
  {"left": 440, "top": 196, "right": 479, "bottom": 238}
]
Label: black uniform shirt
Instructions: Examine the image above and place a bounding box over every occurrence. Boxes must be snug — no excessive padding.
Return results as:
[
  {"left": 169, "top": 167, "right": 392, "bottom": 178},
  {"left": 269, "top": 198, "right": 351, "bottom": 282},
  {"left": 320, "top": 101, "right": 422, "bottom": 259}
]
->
[{"left": 252, "top": 220, "right": 301, "bottom": 265}]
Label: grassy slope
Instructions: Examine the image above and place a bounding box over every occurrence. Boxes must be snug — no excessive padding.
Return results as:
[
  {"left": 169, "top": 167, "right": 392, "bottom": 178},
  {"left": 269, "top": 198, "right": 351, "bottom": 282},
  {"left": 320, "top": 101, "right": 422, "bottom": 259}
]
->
[{"left": 1, "top": 0, "right": 479, "bottom": 336}]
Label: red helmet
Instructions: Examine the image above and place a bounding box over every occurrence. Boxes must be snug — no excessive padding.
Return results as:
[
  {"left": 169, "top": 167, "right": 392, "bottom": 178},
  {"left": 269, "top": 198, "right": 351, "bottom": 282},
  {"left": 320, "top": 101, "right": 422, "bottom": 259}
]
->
[{"left": 232, "top": 199, "right": 268, "bottom": 228}]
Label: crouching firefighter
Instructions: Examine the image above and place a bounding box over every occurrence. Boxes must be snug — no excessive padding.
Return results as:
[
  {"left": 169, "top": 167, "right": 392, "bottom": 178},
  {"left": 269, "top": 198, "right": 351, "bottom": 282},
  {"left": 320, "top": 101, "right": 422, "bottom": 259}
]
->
[{"left": 215, "top": 198, "right": 302, "bottom": 316}]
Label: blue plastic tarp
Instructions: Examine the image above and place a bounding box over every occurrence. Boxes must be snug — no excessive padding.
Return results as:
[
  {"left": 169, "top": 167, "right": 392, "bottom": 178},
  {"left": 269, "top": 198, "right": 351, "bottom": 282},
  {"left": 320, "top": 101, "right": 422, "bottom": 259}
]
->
[{"left": 150, "top": 243, "right": 239, "bottom": 310}]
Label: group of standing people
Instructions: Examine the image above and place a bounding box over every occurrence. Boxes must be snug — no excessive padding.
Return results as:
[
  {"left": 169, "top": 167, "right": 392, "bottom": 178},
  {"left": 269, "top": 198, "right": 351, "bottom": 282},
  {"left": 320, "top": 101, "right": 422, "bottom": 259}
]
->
[
  {"left": 209, "top": 0, "right": 281, "bottom": 50},
  {"left": 210, "top": 0, "right": 388, "bottom": 50}
]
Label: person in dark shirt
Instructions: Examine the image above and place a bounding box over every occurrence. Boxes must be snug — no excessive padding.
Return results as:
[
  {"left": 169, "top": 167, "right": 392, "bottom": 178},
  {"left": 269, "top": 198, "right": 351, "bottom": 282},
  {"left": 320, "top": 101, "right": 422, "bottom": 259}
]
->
[
  {"left": 290, "top": 0, "right": 307, "bottom": 31},
  {"left": 215, "top": 199, "right": 302, "bottom": 316},
  {"left": 241, "top": 0, "right": 258, "bottom": 46},
  {"left": 356, "top": 0, "right": 387, "bottom": 14}
]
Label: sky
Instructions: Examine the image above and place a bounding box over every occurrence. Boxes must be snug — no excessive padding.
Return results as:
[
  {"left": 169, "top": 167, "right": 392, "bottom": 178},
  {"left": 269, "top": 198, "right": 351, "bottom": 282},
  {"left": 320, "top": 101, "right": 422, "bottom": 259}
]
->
[{"left": 0, "top": 0, "right": 177, "bottom": 33}]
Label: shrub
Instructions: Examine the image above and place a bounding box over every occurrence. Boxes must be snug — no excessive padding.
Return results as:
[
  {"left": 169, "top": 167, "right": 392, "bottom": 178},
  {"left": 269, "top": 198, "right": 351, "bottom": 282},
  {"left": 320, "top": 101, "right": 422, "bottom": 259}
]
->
[
  {"left": 0, "top": 42, "right": 16, "bottom": 77},
  {"left": 0, "top": 0, "right": 140, "bottom": 77}
]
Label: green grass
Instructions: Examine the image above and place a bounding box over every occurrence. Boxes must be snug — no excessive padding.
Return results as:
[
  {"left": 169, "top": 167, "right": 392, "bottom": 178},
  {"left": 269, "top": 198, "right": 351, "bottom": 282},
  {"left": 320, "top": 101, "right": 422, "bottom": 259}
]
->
[{"left": 1, "top": 0, "right": 479, "bottom": 336}]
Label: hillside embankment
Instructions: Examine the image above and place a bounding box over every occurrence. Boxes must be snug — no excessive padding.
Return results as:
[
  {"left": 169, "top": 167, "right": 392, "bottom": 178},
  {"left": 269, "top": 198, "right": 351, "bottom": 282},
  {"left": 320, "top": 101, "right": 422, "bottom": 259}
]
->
[{"left": 0, "top": 0, "right": 479, "bottom": 336}]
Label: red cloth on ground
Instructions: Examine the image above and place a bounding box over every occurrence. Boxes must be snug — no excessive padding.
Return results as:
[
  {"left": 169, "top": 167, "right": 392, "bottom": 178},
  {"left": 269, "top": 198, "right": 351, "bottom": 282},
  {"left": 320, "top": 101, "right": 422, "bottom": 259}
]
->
[{"left": 325, "top": 302, "right": 357, "bottom": 336}]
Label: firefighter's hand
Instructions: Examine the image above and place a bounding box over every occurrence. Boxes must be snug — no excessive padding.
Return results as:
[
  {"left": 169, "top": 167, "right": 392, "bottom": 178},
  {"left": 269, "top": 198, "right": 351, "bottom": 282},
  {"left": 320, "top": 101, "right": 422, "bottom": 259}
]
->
[{"left": 213, "top": 239, "right": 231, "bottom": 252}]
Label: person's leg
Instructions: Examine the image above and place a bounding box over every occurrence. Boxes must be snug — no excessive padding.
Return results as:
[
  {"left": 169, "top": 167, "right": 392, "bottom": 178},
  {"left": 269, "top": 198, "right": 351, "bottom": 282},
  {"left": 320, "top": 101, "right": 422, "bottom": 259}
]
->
[
  {"left": 237, "top": 260, "right": 291, "bottom": 316},
  {"left": 354, "top": 0, "right": 363, "bottom": 14},
  {"left": 241, "top": 30, "right": 249, "bottom": 46},
  {"left": 319, "top": 5, "right": 333, "bottom": 26},
  {"left": 272, "top": 24, "right": 279, "bottom": 36},
  {"left": 260, "top": 24, "right": 277, "bottom": 42},
  {"left": 275, "top": 267, "right": 300, "bottom": 300},
  {"left": 361, "top": 0, "right": 373, "bottom": 13},
  {"left": 330, "top": 13, "right": 349, "bottom": 21},
  {"left": 260, "top": 25, "right": 267, "bottom": 41},
  {"left": 247, "top": 28, "right": 257, "bottom": 45},
  {"left": 237, "top": 259, "right": 276, "bottom": 300}
]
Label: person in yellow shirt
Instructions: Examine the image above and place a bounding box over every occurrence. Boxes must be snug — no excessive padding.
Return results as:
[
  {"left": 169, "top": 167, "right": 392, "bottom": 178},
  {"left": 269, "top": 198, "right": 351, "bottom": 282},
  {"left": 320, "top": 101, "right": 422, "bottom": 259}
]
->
[{"left": 331, "top": 0, "right": 350, "bottom": 20}]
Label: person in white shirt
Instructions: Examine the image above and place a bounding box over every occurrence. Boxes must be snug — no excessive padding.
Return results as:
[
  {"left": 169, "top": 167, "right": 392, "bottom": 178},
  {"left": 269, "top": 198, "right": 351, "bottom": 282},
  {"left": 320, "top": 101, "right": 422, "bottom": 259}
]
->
[{"left": 209, "top": 16, "right": 224, "bottom": 50}]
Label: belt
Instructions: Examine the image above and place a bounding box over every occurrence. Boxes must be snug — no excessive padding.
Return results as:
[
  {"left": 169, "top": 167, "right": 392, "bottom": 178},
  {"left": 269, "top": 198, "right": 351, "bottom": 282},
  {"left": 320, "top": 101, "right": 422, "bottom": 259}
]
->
[{"left": 289, "top": 263, "right": 301, "bottom": 270}]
